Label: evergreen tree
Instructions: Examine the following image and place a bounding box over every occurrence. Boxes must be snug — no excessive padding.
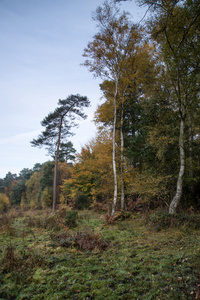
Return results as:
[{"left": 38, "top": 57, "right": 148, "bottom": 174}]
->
[{"left": 31, "top": 94, "right": 90, "bottom": 211}]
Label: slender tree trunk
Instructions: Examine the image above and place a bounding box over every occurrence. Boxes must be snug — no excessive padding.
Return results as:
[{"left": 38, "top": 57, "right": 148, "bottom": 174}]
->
[
  {"left": 52, "top": 101, "right": 80, "bottom": 211},
  {"left": 169, "top": 116, "right": 185, "bottom": 214},
  {"left": 188, "top": 113, "right": 195, "bottom": 196},
  {"left": 188, "top": 114, "right": 194, "bottom": 179},
  {"left": 52, "top": 117, "right": 63, "bottom": 211},
  {"left": 111, "top": 80, "right": 118, "bottom": 217},
  {"left": 120, "top": 100, "right": 125, "bottom": 210},
  {"left": 52, "top": 156, "right": 58, "bottom": 211}
]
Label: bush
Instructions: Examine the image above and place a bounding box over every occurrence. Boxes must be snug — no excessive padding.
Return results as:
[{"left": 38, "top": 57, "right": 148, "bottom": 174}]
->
[
  {"left": 91, "top": 201, "right": 109, "bottom": 212},
  {"left": 73, "top": 192, "right": 90, "bottom": 210},
  {"left": 63, "top": 210, "right": 78, "bottom": 228},
  {"left": 1, "top": 244, "right": 16, "bottom": 271},
  {"left": 25, "top": 209, "right": 78, "bottom": 231},
  {"left": 105, "top": 210, "right": 132, "bottom": 225},
  {"left": 41, "top": 187, "right": 52, "bottom": 208},
  {"left": 0, "top": 214, "right": 14, "bottom": 236},
  {"left": 149, "top": 210, "right": 200, "bottom": 231},
  {"left": 50, "top": 228, "right": 109, "bottom": 252},
  {"left": 1, "top": 243, "right": 44, "bottom": 274},
  {"left": 0, "top": 193, "right": 10, "bottom": 213}
]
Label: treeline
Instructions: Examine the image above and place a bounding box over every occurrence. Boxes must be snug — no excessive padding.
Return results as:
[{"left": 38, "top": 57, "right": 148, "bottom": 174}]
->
[
  {"left": 0, "top": 162, "right": 71, "bottom": 212},
  {"left": 1, "top": 0, "right": 200, "bottom": 215}
]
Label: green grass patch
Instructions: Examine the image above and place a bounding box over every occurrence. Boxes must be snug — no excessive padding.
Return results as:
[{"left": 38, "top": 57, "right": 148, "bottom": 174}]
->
[{"left": 0, "top": 209, "right": 200, "bottom": 299}]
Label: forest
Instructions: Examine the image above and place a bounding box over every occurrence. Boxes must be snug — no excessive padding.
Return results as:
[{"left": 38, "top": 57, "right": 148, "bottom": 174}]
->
[
  {"left": 0, "top": 0, "right": 200, "bottom": 298},
  {"left": 0, "top": 0, "right": 200, "bottom": 216}
]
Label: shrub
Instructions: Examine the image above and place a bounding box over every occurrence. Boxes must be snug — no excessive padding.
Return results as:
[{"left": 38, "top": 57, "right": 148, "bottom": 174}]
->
[
  {"left": 63, "top": 210, "right": 78, "bottom": 228},
  {"left": 0, "top": 193, "right": 10, "bottom": 213},
  {"left": 0, "top": 214, "right": 10, "bottom": 230},
  {"left": 149, "top": 210, "right": 200, "bottom": 231},
  {"left": 41, "top": 187, "right": 52, "bottom": 208},
  {"left": 1, "top": 243, "right": 44, "bottom": 274},
  {"left": 0, "top": 214, "right": 15, "bottom": 236},
  {"left": 1, "top": 244, "right": 16, "bottom": 271},
  {"left": 41, "top": 214, "right": 62, "bottom": 231},
  {"left": 105, "top": 210, "right": 132, "bottom": 225},
  {"left": 91, "top": 201, "right": 109, "bottom": 212},
  {"left": 25, "top": 209, "right": 78, "bottom": 231},
  {"left": 50, "top": 228, "right": 109, "bottom": 252},
  {"left": 149, "top": 210, "right": 172, "bottom": 231},
  {"left": 75, "top": 229, "right": 109, "bottom": 251},
  {"left": 73, "top": 192, "right": 90, "bottom": 210}
]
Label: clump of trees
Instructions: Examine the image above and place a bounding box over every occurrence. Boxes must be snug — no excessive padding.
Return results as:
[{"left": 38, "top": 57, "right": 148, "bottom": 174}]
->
[
  {"left": 0, "top": 162, "right": 71, "bottom": 211},
  {"left": 0, "top": 0, "right": 200, "bottom": 216}
]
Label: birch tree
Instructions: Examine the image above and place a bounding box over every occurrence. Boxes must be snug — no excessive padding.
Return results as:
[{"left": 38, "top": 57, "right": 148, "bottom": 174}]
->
[
  {"left": 82, "top": 0, "right": 141, "bottom": 216},
  {"left": 139, "top": 0, "right": 200, "bottom": 213}
]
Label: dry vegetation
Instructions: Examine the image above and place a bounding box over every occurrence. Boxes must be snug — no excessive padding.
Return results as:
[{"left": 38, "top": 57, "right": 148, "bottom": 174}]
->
[{"left": 0, "top": 208, "right": 200, "bottom": 299}]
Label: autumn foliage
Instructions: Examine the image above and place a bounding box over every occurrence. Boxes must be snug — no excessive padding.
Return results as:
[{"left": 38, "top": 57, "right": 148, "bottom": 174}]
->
[{"left": 0, "top": 0, "right": 200, "bottom": 215}]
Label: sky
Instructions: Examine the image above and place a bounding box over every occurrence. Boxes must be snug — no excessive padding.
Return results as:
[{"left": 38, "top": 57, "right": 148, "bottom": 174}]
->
[{"left": 0, "top": 0, "right": 146, "bottom": 179}]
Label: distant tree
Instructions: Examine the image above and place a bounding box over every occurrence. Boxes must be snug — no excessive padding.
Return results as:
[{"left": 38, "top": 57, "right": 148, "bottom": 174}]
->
[
  {"left": 32, "top": 163, "right": 43, "bottom": 173},
  {"left": 10, "top": 180, "right": 25, "bottom": 206},
  {"left": 25, "top": 161, "right": 71, "bottom": 209},
  {"left": 9, "top": 168, "right": 33, "bottom": 206},
  {"left": 26, "top": 161, "right": 54, "bottom": 209},
  {"left": 18, "top": 168, "right": 33, "bottom": 180},
  {"left": 31, "top": 94, "right": 90, "bottom": 211},
  {"left": 0, "top": 179, "right": 4, "bottom": 193},
  {"left": 1, "top": 172, "right": 17, "bottom": 196},
  {"left": 25, "top": 171, "right": 41, "bottom": 208}
]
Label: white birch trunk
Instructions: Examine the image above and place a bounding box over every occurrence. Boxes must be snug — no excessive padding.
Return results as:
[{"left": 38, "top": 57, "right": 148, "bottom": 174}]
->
[
  {"left": 188, "top": 114, "right": 193, "bottom": 180},
  {"left": 169, "top": 116, "right": 185, "bottom": 214},
  {"left": 111, "top": 80, "right": 118, "bottom": 217},
  {"left": 120, "top": 101, "right": 125, "bottom": 210}
]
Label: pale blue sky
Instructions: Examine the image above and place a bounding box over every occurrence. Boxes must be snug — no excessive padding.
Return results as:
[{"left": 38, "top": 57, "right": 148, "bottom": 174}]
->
[{"left": 0, "top": 0, "right": 146, "bottom": 178}]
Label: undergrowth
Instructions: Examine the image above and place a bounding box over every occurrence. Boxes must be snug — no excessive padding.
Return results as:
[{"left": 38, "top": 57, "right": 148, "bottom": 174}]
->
[
  {"left": 0, "top": 208, "right": 200, "bottom": 299},
  {"left": 50, "top": 228, "right": 109, "bottom": 252},
  {"left": 148, "top": 209, "right": 200, "bottom": 231}
]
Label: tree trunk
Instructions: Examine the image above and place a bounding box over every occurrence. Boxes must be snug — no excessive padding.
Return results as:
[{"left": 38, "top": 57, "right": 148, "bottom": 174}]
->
[
  {"left": 52, "top": 156, "right": 58, "bottom": 211},
  {"left": 169, "top": 116, "right": 185, "bottom": 214},
  {"left": 188, "top": 114, "right": 194, "bottom": 180},
  {"left": 52, "top": 117, "right": 63, "bottom": 211},
  {"left": 120, "top": 100, "right": 125, "bottom": 210},
  {"left": 111, "top": 80, "right": 118, "bottom": 217}
]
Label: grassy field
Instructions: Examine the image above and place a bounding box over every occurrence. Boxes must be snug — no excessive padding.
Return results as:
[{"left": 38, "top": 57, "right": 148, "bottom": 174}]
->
[{"left": 0, "top": 208, "right": 200, "bottom": 299}]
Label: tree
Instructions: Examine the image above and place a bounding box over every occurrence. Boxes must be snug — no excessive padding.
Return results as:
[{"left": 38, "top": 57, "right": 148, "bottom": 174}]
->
[
  {"left": 94, "top": 38, "right": 159, "bottom": 209},
  {"left": 62, "top": 131, "right": 114, "bottom": 208},
  {"left": 9, "top": 168, "right": 33, "bottom": 206},
  {"left": 82, "top": 0, "right": 141, "bottom": 216},
  {"left": 55, "top": 141, "right": 76, "bottom": 162},
  {"left": 25, "top": 171, "right": 41, "bottom": 208},
  {"left": 142, "top": 0, "right": 200, "bottom": 213},
  {"left": 31, "top": 94, "right": 90, "bottom": 211},
  {"left": 0, "top": 172, "right": 17, "bottom": 197}
]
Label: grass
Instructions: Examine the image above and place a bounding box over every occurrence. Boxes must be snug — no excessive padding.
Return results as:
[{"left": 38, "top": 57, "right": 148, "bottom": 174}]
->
[{"left": 0, "top": 209, "right": 200, "bottom": 299}]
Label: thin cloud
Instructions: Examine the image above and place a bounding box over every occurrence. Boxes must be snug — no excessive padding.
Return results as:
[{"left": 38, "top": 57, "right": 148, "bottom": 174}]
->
[{"left": 0, "top": 130, "right": 41, "bottom": 145}]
